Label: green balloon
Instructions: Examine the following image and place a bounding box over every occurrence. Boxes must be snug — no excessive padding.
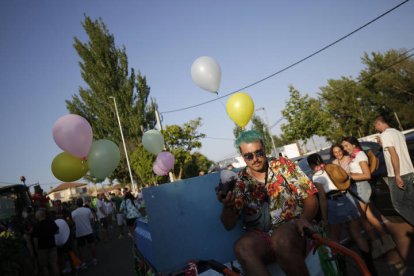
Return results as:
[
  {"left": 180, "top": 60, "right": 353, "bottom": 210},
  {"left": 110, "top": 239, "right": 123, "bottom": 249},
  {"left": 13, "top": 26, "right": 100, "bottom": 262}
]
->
[
  {"left": 142, "top": 129, "right": 164, "bottom": 155},
  {"left": 51, "top": 152, "right": 88, "bottom": 182},
  {"left": 87, "top": 139, "right": 121, "bottom": 180}
]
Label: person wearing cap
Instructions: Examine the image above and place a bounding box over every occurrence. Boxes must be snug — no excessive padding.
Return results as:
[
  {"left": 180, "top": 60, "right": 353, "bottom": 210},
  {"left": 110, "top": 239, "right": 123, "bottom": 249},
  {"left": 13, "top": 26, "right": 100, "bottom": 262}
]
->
[
  {"left": 217, "top": 130, "right": 318, "bottom": 275},
  {"left": 307, "top": 153, "right": 377, "bottom": 275}
]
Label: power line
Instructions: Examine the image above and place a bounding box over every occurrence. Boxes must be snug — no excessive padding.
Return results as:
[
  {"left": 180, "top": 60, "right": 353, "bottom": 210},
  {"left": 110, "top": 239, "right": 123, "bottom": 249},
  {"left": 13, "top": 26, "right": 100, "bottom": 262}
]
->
[
  {"left": 160, "top": 0, "right": 410, "bottom": 114},
  {"left": 356, "top": 48, "right": 414, "bottom": 85},
  {"left": 203, "top": 136, "right": 234, "bottom": 141},
  {"left": 256, "top": 48, "right": 414, "bottom": 133}
]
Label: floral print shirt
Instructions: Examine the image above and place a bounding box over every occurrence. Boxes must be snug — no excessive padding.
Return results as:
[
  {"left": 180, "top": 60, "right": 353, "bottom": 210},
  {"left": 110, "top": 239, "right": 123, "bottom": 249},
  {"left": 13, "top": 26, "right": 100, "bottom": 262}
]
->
[{"left": 233, "top": 157, "right": 317, "bottom": 228}]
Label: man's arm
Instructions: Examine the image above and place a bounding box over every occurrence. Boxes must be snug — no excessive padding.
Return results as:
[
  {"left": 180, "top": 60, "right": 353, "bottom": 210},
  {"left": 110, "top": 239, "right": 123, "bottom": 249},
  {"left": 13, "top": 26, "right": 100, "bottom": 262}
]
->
[
  {"left": 350, "top": 161, "right": 371, "bottom": 181},
  {"left": 218, "top": 191, "right": 239, "bottom": 230},
  {"left": 388, "top": 146, "right": 404, "bottom": 189},
  {"left": 313, "top": 182, "right": 327, "bottom": 228},
  {"left": 296, "top": 194, "right": 318, "bottom": 236}
]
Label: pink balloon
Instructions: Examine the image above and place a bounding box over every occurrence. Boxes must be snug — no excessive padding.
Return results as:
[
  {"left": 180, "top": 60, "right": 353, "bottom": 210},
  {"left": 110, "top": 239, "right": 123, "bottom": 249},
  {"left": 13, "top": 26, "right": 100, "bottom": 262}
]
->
[
  {"left": 155, "top": 152, "right": 175, "bottom": 172},
  {"left": 52, "top": 114, "right": 93, "bottom": 158},
  {"left": 153, "top": 162, "right": 169, "bottom": 176}
]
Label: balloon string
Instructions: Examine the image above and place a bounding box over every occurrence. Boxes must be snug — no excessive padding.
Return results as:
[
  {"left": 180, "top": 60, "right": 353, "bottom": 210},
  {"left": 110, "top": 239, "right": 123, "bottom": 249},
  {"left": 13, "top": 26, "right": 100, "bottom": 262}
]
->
[{"left": 217, "top": 93, "right": 227, "bottom": 115}]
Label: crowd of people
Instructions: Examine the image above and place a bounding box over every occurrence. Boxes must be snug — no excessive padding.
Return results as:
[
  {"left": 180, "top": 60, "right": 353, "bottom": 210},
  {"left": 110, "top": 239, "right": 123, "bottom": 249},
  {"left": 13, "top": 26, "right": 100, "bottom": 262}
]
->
[
  {"left": 216, "top": 115, "right": 413, "bottom": 276},
  {"left": 2, "top": 187, "right": 146, "bottom": 276}
]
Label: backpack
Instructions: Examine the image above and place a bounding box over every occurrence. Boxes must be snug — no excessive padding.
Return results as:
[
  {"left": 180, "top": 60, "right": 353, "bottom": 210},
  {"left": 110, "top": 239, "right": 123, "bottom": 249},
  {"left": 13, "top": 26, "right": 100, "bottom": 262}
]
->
[
  {"left": 324, "top": 163, "right": 351, "bottom": 191},
  {"left": 366, "top": 150, "right": 379, "bottom": 174}
]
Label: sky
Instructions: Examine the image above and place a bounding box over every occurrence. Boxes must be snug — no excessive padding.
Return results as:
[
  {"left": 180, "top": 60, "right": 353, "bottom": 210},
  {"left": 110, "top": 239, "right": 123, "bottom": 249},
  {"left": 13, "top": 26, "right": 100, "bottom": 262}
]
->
[{"left": 0, "top": 0, "right": 413, "bottom": 190}]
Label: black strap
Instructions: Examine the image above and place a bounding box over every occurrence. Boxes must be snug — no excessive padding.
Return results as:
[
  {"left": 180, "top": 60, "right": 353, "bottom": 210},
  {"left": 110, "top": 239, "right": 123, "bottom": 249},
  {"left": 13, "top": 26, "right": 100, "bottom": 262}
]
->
[{"left": 347, "top": 188, "right": 365, "bottom": 203}]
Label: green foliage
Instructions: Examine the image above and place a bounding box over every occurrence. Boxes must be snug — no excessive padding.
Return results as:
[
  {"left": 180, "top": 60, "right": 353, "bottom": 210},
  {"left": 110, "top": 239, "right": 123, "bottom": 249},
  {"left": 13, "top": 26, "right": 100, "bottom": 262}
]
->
[
  {"left": 0, "top": 230, "right": 21, "bottom": 275},
  {"left": 182, "top": 152, "right": 214, "bottom": 178},
  {"left": 66, "top": 16, "right": 157, "bottom": 184},
  {"left": 250, "top": 115, "right": 273, "bottom": 154},
  {"left": 358, "top": 49, "right": 414, "bottom": 129},
  {"left": 232, "top": 114, "right": 288, "bottom": 155},
  {"left": 281, "top": 86, "right": 330, "bottom": 144},
  {"left": 281, "top": 49, "right": 414, "bottom": 144},
  {"left": 162, "top": 118, "right": 207, "bottom": 179},
  {"left": 130, "top": 143, "right": 160, "bottom": 187}
]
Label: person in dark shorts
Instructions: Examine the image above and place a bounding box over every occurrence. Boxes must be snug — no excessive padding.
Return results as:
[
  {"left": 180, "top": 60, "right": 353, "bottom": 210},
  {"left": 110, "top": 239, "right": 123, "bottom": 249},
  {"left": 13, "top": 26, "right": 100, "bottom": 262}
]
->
[
  {"left": 71, "top": 198, "right": 97, "bottom": 268},
  {"left": 32, "top": 209, "right": 59, "bottom": 276}
]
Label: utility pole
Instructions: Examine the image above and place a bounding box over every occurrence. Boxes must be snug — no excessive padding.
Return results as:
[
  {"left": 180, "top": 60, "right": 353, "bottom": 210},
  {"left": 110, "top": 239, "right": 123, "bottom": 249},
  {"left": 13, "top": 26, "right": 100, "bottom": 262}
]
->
[
  {"left": 109, "top": 96, "right": 137, "bottom": 193},
  {"left": 155, "top": 109, "right": 175, "bottom": 182},
  {"left": 256, "top": 107, "right": 278, "bottom": 156},
  {"left": 394, "top": 112, "right": 404, "bottom": 131}
]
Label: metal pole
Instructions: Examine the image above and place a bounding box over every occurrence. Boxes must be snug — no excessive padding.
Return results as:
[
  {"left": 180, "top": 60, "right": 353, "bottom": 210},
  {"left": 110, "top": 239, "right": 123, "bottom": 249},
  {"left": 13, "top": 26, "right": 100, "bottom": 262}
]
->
[
  {"left": 394, "top": 112, "right": 404, "bottom": 131},
  {"left": 256, "top": 107, "right": 278, "bottom": 156},
  {"left": 155, "top": 109, "right": 175, "bottom": 182},
  {"left": 109, "top": 96, "right": 137, "bottom": 193}
]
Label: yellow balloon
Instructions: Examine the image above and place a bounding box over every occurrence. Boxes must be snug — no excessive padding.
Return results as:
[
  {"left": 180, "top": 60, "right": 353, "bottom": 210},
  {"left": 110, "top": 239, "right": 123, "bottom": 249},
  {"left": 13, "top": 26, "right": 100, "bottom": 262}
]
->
[
  {"left": 51, "top": 152, "right": 89, "bottom": 182},
  {"left": 226, "top": 92, "right": 254, "bottom": 128}
]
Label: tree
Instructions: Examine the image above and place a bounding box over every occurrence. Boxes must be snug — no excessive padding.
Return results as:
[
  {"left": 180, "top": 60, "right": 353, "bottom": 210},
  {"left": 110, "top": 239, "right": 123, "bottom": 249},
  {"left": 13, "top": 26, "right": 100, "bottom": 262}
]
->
[
  {"left": 319, "top": 77, "right": 378, "bottom": 141},
  {"left": 358, "top": 49, "right": 414, "bottom": 129},
  {"left": 281, "top": 86, "right": 329, "bottom": 150},
  {"left": 250, "top": 115, "right": 274, "bottom": 154},
  {"left": 130, "top": 143, "right": 162, "bottom": 187},
  {"left": 182, "top": 152, "right": 214, "bottom": 178},
  {"left": 162, "top": 118, "right": 206, "bottom": 179},
  {"left": 66, "top": 16, "right": 157, "bottom": 184}
]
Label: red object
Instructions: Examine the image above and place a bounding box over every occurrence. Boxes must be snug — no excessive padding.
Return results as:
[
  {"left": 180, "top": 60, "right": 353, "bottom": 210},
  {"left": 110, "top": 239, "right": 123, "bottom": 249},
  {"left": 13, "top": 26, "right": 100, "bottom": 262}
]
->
[
  {"left": 32, "top": 192, "right": 50, "bottom": 208},
  {"left": 185, "top": 261, "right": 198, "bottom": 276}
]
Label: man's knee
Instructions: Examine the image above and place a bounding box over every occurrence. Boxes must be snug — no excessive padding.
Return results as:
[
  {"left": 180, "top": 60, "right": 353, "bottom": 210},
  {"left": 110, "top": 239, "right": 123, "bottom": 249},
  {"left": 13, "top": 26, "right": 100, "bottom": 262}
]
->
[
  {"left": 271, "top": 223, "right": 303, "bottom": 256},
  {"left": 234, "top": 236, "right": 256, "bottom": 260}
]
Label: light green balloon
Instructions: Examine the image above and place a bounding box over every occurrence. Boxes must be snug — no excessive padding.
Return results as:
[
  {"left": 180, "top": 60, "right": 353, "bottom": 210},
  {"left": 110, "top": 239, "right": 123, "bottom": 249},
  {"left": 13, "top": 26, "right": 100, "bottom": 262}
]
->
[
  {"left": 51, "top": 152, "right": 88, "bottom": 182},
  {"left": 142, "top": 129, "right": 164, "bottom": 155},
  {"left": 87, "top": 139, "right": 121, "bottom": 179}
]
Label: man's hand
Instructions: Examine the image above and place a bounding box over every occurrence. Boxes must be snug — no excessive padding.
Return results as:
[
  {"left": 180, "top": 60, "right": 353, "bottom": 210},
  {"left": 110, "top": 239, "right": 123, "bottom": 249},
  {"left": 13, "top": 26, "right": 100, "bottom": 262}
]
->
[
  {"left": 217, "top": 190, "right": 236, "bottom": 209},
  {"left": 396, "top": 175, "right": 405, "bottom": 189},
  {"left": 294, "top": 218, "right": 314, "bottom": 237}
]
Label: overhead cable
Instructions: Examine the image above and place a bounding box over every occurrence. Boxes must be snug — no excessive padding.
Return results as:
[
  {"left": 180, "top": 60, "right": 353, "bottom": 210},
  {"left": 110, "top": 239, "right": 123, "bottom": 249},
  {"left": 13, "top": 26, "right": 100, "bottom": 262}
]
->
[{"left": 161, "top": 0, "right": 410, "bottom": 114}]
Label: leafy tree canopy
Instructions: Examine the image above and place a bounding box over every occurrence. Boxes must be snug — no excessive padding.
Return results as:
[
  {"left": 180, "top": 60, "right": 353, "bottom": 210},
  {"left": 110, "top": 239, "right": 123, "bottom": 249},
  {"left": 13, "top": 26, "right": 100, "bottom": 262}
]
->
[
  {"left": 66, "top": 16, "right": 157, "bottom": 184},
  {"left": 162, "top": 117, "right": 209, "bottom": 180}
]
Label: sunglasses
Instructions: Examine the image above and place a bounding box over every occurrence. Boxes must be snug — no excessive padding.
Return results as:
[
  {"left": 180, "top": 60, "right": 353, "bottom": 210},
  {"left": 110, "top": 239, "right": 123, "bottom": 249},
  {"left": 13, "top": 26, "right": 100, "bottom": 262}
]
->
[{"left": 242, "top": 149, "right": 266, "bottom": 161}]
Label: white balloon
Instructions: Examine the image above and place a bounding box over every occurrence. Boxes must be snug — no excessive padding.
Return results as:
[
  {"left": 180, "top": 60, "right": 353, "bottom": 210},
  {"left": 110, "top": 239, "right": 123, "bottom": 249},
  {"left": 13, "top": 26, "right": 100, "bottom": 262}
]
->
[
  {"left": 54, "top": 219, "right": 70, "bottom": 247},
  {"left": 191, "top": 56, "right": 221, "bottom": 93},
  {"left": 220, "top": 169, "right": 238, "bottom": 184}
]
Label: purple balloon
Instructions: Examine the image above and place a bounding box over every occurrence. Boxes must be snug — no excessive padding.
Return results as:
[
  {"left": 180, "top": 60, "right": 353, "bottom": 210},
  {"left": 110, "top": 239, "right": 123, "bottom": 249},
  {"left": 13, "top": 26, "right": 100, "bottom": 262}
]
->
[
  {"left": 53, "top": 114, "right": 93, "bottom": 158},
  {"left": 153, "top": 162, "right": 169, "bottom": 176},
  {"left": 155, "top": 152, "right": 175, "bottom": 172}
]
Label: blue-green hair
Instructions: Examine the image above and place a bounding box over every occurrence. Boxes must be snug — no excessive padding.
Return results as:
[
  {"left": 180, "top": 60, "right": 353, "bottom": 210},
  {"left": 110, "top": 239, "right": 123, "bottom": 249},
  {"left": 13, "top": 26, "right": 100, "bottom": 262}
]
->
[{"left": 235, "top": 130, "right": 264, "bottom": 152}]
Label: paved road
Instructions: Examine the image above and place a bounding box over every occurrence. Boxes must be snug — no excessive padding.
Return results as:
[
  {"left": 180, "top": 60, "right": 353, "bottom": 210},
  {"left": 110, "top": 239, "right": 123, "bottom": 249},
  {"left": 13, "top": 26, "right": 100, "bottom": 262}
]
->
[{"left": 77, "top": 233, "right": 136, "bottom": 276}]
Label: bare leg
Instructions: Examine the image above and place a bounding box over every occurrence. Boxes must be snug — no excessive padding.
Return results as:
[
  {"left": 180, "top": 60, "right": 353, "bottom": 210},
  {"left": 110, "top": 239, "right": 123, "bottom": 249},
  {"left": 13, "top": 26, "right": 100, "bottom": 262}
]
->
[
  {"left": 348, "top": 219, "right": 369, "bottom": 252},
  {"left": 88, "top": 242, "right": 97, "bottom": 259},
  {"left": 234, "top": 231, "right": 272, "bottom": 276},
  {"left": 271, "top": 222, "right": 308, "bottom": 276},
  {"left": 383, "top": 220, "right": 413, "bottom": 261},
  {"left": 358, "top": 201, "right": 378, "bottom": 241}
]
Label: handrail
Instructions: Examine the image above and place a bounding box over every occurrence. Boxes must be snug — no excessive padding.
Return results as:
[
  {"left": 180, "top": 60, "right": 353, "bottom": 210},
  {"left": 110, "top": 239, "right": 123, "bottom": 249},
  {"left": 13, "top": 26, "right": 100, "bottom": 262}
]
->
[{"left": 303, "top": 228, "right": 371, "bottom": 276}]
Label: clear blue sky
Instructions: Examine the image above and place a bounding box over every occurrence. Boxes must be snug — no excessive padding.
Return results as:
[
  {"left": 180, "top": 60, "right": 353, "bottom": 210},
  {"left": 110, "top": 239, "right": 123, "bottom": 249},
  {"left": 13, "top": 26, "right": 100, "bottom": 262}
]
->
[{"left": 1, "top": 0, "right": 413, "bottom": 190}]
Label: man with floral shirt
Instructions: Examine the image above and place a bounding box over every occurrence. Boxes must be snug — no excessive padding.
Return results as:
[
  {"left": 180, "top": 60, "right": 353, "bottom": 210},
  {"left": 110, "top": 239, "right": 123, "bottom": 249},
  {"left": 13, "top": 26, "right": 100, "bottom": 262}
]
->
[{"left": 217, "top": 130, "right": 318, "bottom": 275}]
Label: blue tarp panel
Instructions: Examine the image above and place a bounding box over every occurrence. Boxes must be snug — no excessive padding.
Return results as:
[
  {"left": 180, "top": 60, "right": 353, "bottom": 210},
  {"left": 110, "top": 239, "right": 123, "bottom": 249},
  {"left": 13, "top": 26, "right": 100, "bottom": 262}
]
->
[{"left": 138, "top": 172, "right": 244, "bottom": 274}]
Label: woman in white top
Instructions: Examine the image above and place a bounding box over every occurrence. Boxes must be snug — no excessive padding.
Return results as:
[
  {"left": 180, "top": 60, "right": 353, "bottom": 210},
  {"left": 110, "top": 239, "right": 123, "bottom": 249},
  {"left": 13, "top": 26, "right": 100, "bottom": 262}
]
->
[
  {"left": 342, "top": 137, "right": 403, "bottom": 266},
  {"left": 307, "top": 153, "right": 376, "bottom": 274}
]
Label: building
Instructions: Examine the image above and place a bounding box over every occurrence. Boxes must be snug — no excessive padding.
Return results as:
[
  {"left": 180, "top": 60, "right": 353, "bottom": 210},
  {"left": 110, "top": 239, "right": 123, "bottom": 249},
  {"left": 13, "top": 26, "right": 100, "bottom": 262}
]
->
[{"left": 47, "top": 182, "right": 87, "bottom": 202}]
